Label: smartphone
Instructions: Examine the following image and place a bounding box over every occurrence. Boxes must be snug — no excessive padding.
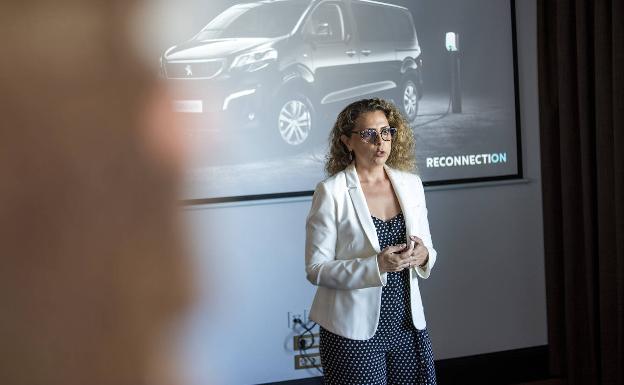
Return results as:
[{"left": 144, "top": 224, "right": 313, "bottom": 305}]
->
[{"left": 393, "top": 240, "right": 412, "bottom": 254}]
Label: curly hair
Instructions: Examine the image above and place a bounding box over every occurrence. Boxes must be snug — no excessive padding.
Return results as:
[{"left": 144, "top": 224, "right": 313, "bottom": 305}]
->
[{"left": 325, "top": 98, "right": 416, "bottom": 176}]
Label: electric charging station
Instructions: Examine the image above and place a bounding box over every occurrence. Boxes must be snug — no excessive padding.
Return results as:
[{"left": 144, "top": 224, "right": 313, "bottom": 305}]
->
[{"left": 446, "top": 32, "right": 462, "bottom": 113}]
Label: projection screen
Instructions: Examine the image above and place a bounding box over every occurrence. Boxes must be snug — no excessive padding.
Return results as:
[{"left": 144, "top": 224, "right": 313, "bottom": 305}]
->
[{"left": 157, "top": 0, "right": 521, "bottom": 202}]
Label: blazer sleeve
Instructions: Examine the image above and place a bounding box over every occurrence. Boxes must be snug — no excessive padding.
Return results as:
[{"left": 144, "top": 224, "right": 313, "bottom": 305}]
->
[
  {"left": 413, "top": 176, "right": 437, "bottom": 279},
  {"left": 305, "top": 182, "right": 386, "bottom": 290}
]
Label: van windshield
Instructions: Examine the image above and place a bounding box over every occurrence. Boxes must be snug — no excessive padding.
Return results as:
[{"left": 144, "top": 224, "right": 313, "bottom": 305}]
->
[{"left": 195, "top": 3, "right": 309, "bottom": 40}]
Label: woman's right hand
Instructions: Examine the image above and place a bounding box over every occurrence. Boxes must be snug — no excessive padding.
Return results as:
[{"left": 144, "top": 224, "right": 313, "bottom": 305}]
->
[{"left": 377, "top": 242, "right": 415, "bottom": 273}]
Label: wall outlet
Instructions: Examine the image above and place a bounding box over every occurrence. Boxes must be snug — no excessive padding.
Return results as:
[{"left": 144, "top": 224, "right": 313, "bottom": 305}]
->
[
  {"left": 293, "top": 333, "right": 320, "bottom": 350},
  {"left": 294, "top": 353, "right": 321, "bottom": 370},
  {"left": 287, "top": 309, "right": 309, "bottom": 328}
]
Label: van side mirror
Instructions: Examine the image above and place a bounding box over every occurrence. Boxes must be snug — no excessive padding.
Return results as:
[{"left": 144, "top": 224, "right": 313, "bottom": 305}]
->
[{"left": 314, "top": 22, "right": 331, "bottom": 38}]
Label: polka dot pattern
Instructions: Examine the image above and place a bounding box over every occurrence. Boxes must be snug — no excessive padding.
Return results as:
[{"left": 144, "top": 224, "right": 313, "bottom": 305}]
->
[{"left": 319, "top": 213, "right": 437, "bottom": 384}]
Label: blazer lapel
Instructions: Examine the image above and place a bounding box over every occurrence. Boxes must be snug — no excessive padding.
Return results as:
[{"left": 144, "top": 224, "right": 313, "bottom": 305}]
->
[
  {"left": 384, "top": 165, "right": 416, "bottom": 238},
  {"left": 345, "top": 163, "right": 381, "bottom": 252}
]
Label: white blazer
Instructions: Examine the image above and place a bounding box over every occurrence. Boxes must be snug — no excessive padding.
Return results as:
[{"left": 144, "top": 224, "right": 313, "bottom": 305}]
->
[{"left": 305, "top": 163, "right": 437, "bottom": 340}]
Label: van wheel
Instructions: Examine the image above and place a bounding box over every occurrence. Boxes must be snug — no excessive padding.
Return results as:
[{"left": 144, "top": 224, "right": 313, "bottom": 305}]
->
[
  {"left": 275, "top": 94, "right": 314, "bottom": 146},
  {"left": 399, "top": 78, "right": 419, "bottom": 123}
]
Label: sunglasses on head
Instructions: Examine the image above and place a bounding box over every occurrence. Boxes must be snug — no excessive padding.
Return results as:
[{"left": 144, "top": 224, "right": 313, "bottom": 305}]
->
[{"left": 349, "top": 127, "right": 397, "bottom": 144}]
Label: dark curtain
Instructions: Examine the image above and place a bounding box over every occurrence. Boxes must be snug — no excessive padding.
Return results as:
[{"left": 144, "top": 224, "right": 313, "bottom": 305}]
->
[{"left": 537, "top": 1, "right": 623, "bottom": 384}]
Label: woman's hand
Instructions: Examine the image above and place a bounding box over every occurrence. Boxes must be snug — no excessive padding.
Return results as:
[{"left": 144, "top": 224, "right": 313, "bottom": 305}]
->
[
  {"left": 377, "top": 242, "right": 416, "bottom": 273},
  {"left": 377, "top": 236, "right": 429, "bottom": 273},
  {"left": 410, "top": 235, "right": 429, "bottom": 268}
]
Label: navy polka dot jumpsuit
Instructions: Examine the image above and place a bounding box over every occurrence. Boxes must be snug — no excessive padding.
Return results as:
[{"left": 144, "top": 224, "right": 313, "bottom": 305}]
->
[{"left": 319, "top": 213, "right": 437, "bottom": 385}]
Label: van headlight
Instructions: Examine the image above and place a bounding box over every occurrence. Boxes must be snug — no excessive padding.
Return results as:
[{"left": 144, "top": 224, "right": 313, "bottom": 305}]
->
[{"left": 230, "top": 48, "right": 278, "bottom": 72}]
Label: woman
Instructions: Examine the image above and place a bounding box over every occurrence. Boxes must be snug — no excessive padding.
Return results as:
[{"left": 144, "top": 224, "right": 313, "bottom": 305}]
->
[{"left": 305, "top": 98, "right": 437, "bottom": 384}]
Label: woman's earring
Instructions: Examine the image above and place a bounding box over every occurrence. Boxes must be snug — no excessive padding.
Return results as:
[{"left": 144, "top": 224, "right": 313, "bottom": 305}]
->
[{"left": 349, "top": 150, "right": 354, "bottom": 162}]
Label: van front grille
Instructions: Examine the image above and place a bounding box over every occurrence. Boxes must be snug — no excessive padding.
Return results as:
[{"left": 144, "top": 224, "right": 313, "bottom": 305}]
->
[{"left": 165, "top": 60, "right": 224, "bottom": 79}]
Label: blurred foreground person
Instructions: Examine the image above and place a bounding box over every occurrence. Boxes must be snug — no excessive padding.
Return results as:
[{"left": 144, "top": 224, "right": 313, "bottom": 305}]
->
[{"left": 0, "top": 1, "right": 192, "bottom": 385}]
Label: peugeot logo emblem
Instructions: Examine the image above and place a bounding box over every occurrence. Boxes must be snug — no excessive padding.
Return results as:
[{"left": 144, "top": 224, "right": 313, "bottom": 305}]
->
[{"left": 184, "top": 64, "right": 193, "bottom": 76}]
